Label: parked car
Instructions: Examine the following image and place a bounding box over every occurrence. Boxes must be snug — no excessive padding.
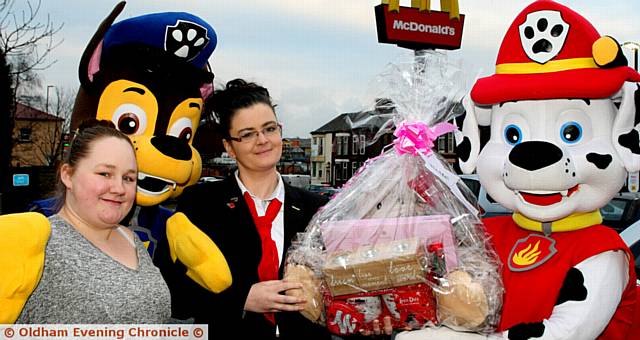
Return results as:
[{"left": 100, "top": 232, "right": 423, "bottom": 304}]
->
[
  {"left": 620, "top": 218, "right": 640, "bottom": 282},
  {"left": 601, "top": 192, "right": 640, "bottom": 233},
  {"left": 307, "top": 184, "right": 340, "bottom": 198},
  {"left": 282, "top": 174, "right": 311, "bottom": 189},
  {"left": 459, "top": 174, "right": 512, "bottom": 217},
  {"left": 198, "top": 176, "right": 224, "bottom": 183}
]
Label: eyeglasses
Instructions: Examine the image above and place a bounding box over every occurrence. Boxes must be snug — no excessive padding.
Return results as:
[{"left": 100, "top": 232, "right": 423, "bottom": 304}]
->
[{"left": 227, "top": 123, "right": 282, "bottom": 143}]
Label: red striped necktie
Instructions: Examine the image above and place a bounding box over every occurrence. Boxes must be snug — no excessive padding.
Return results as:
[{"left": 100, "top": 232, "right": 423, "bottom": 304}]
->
[{"left": 243, "top": 191, "right": 282, "bottom": 324}]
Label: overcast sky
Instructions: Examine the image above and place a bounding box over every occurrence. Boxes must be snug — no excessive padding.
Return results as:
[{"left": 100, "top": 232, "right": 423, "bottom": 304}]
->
[{"left": 25, "top": 0, "right": 640, "bottom": 137}]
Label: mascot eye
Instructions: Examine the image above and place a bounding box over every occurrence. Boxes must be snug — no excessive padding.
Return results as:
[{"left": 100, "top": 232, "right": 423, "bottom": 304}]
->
[
  {"left": 560, "top": 122, "right": 582, "bottom": 144},
  {"left": 112, "top": 104, "right": 148, "bottom": 136},
  {"left": 168, "top": 117, "right": 194, "bottom": 142},
  {"left": 504, "top": 124, "right": 522, "bottom": 146}
]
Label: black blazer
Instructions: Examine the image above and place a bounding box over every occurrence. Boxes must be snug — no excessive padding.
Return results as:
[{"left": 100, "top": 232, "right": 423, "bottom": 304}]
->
[{"left": 156, "top": 176, "right": 331, "bottom": 340}]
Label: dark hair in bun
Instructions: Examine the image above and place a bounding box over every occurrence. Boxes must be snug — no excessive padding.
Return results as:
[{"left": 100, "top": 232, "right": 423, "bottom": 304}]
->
[{"left": 208, "top": 78, "right": 275, "bottom": 137}]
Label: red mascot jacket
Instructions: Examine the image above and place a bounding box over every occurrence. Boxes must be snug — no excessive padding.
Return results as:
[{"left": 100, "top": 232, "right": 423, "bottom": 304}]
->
[{"left": 483, "top": 216, "right": 636, "bottom": 339}]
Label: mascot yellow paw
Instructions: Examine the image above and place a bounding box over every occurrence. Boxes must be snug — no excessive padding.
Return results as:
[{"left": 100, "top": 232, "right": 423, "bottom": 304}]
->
[
  {"left": 0, "top": 212, "right": 51, "bottom": 323},
  {"left": 166, "top": 213, "right": 232, "bottom": 293}
]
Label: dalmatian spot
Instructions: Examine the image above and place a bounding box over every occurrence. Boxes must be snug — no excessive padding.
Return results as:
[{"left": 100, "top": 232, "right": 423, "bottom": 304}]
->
[
  {"left": 508, "top": 322, "right": 545, "bottom": 340},
  {"left": 518, "top": 10, "right": 569, "bottom": 64},
  {"left": 164, "top": 20, "right": 210, "bottom": 62},
  {"left": 456, "top": 136, "right": 472, "bottom": 162},
  {"left": 618, "top": 129, "right": 640, "bottom": 155},
  {"left": 555, "top": 267, "right": 587, "bottom": 305},
  {"left": 585, "top": 153, "right": 613, "bottom": 170}
]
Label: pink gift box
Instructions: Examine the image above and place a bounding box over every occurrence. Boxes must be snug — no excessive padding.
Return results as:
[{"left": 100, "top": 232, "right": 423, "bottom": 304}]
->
[{"left": 321, "top": 215, "right": 458, "bottom": 270}]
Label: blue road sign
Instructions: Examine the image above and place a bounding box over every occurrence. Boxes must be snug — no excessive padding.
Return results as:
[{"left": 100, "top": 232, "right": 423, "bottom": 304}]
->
[{"left": 13, "top": 174, "right": 29, "bottom": 186}]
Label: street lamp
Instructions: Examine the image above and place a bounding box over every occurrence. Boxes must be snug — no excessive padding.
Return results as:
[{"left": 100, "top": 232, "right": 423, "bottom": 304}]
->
[
  {"left": 621, "top": 41, "right": 640, "bottom": 71},
  {"left": 45, "top": 85, "right": 55, "bottom": 114},
  {"left": 621, "top": 42, "right": 640, "bottom": 192}
]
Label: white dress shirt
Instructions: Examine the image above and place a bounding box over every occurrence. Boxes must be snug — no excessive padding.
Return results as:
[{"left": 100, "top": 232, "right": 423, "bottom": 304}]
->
[{"left": 235, "top": 171, "right": 286, "bottom": 267}]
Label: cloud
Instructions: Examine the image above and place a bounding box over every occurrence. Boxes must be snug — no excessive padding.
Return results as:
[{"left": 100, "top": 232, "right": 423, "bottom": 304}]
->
[{"left": 35, "top": 0, "right": 640, "bottom": 141}]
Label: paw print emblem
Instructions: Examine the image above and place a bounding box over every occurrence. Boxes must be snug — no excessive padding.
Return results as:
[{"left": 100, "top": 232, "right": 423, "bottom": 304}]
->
[
  {"left": 165, "top": 20, "right": 210, "bottom": 62},
  {"left": 518, "top": 10, "right": 569, "bottom": 64}
]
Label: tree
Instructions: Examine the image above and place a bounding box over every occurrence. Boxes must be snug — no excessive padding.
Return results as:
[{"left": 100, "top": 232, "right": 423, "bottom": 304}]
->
[
  {"left": 0, "top": 0, "right": 62, "bottom": 88},
  {"left": 0, "top": 48, "right": 13, "bottom": 213},
  {"left": 0, "top": 0, "right": 62, "bottom": 212}
]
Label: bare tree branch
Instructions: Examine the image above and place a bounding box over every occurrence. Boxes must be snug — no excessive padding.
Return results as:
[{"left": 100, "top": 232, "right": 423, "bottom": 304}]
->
[{"left": 0, "top": 0, "right": 63, "bottom": 76}]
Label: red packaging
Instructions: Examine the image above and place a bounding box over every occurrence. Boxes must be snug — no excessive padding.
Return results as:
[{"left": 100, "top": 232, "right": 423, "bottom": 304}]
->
[
  {"left": 325, "top": 283, "right": 438, "bottom": 336},
  {"left": 382, "top": 283, "right": 438, "bottom": 329}
]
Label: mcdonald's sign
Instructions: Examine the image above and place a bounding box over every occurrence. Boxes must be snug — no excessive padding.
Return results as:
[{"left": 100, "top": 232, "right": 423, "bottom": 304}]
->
[{"left": 375, "top": 0, "right": 465, "bottom": 50}]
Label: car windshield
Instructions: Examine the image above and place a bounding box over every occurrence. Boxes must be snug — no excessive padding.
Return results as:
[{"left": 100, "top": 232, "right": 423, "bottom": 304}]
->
[
  {"left": 460, "top": 178, "right": 480, "bottom": 197},
  {"left": 600, "top": 198, "right": 627, "bottom": 221}
]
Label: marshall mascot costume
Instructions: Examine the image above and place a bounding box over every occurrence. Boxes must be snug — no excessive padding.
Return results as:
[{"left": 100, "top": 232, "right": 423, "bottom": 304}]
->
[
  {"left": 0, "top": 2, "right": 231, "bottom": 323},
  {"left": 399, "top": 1, "right": 638, "bottom": 339}
]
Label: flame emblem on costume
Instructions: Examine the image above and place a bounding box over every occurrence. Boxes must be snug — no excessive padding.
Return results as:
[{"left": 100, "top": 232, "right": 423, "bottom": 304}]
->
[
  {"left": 512, "top": 240, "right": 541, "bottom": 266},
  {"left": 508, "top": 235, "right": 557, "bottom": 272}
]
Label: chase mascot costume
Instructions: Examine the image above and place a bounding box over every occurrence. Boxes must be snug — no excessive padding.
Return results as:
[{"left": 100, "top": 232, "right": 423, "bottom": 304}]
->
[
  {"left": 398, "top": 1, "right": 638, "bottom": 339},
  {"left": 0, "top": 2, "right": 231, "bottom": 323}
]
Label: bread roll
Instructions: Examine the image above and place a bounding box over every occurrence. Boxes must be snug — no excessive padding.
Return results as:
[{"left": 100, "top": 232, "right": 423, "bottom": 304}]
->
[
  {"left": 435, "top": 270, "right": 489, "bottom": 329},
  {"left": 284, "top": 264, "right": 324, "bottom": 322}
]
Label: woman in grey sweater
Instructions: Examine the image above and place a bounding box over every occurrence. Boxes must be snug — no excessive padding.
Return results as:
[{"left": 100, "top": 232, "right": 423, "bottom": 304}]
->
[{"left": 18, "top": 121, "right": 171, "bottom": 323}]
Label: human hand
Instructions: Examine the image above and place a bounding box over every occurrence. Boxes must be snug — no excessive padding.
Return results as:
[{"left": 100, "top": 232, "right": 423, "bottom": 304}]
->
[
  {"left": 358, "top": 316, "right": 395, "bottom": 337},
  {"left": 244, "top": 280, "right": 307, "bottom": 313}
]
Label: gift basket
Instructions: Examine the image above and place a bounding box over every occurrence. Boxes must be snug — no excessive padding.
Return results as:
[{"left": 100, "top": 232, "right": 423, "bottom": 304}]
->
[{"left": 284, "top": 51, "right": 503, "bottom": 336}]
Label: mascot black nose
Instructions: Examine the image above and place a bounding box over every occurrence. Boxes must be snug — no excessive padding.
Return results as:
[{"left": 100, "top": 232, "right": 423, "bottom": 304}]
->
[
  {"left": 150, "top": 135, "right": 192, "bottom": 161},
  {"left": 508, "top": 141, "right": 563, "bottom": 171}
]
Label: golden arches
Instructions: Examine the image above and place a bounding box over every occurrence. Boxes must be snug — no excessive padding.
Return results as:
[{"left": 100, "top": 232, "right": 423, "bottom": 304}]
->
[{"left": 382, "top": 0, "right": 460, "bottom": 20}]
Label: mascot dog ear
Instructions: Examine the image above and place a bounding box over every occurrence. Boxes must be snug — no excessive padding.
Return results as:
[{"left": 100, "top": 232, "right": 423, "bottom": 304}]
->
[
  {"left": 71, "top": 1, "right": 126, "bottom": 130},
  {"left": 457, "top": 95, "right": 492, "bottom": 174},
  {"left": 612, "top": 81, "right": 640, "bottom": 172}
]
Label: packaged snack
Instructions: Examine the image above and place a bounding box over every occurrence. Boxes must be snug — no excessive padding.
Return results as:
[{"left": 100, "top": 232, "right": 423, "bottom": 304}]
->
[{"left": 325, "top": 283, "right": 438, "bottom": 336}]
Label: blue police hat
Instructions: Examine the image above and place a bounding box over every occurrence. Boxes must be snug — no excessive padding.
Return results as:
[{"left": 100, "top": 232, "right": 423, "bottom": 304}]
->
[{"left": 103, "top": 12, "right": 217, "bottom": 69}]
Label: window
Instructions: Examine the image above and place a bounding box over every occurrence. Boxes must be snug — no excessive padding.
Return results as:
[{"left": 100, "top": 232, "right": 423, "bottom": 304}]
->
[
  {"left": 342, "top": 136, "right": 349, "bottom": 155},
  {"left": 438, "top": 135, "right": 446, "bottom": 153},
  {"left": 335, "top": 163, "right": 341, "bottom": 180},
  {"left": 447, "top": 133, "right": 454, "bottom": 153},
  {"left": 317, "top": 138, "right": 323, "bottom": 155},
  {"left": 352, "top": 135, "right": 358, "bottom": 155},
  {"left": 359, "top": 135, "right": 366, "bottom": 155},
  {"left": 342, "top": 163, "right": 348, "bottom": 180},
  {"left": 337, "top": 137, "right": 343, "bottom": 156},
  {"left": 352, "top": 162, "right": 358, "bottom": 176},
  {"left": 19, "top": 128, "right": 32, "bottom": 142},
  {"left": 318, "top": 169, "right": 323, "bottom": 179},
  {"left": 312, "top": 162, "right": 317, "bottom": 177}
]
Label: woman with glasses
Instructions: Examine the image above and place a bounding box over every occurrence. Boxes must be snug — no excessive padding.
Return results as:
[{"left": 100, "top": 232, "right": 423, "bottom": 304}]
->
[{"left": 159, "top": 79, "right": 331, "bottom": 339}]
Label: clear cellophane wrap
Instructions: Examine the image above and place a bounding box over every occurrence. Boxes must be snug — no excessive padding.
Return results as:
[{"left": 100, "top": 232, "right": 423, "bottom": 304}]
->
[{"left": 284, "top": 51, "right": 503, "bottom": 336}]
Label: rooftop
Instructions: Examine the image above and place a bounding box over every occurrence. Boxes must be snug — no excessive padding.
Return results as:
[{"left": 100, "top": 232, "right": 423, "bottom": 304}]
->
[{"left": 15, "top": 103, "right": 64, "bottom": 121}]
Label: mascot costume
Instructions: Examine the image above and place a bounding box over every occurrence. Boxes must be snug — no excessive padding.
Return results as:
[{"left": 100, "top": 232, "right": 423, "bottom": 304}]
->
[
  {"left": 398, "top": 1, "right": 638, "bottom": 339},
  {"left": 0, "top": 2, "right": 231, "bottom": 323}
]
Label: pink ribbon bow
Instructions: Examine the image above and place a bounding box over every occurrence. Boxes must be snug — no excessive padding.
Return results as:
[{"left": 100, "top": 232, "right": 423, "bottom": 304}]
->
[{"left": 393, "top": 121, "right": 457, "bottom": 156}]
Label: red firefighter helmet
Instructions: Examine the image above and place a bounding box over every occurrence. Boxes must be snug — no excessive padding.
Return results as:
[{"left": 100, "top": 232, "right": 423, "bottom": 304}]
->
[{"left": 471, "top": 0, "right": 640, "bottom": 105}]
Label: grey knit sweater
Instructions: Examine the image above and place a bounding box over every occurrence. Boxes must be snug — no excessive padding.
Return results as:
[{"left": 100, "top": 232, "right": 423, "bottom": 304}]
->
[{"left": 17, "top": 215, "right": 171, "bottom": 323}]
